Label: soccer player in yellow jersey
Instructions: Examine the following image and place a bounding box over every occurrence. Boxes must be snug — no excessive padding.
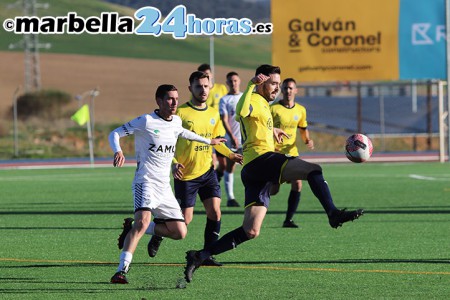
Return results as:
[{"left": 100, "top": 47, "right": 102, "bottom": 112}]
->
[
  {"left": 198, "top": 63, "right": 228, "bottom": 109},
  {"left": 197, "top": 63, "right": 229, "bottom": 177},
  {"left": 146, "top": 71, "right": 243, "bottom": 267},
  {"left": 270, "top": 78, "right": 314, "bottom": 228},
  {"left": 184, "top": 65, "right": 364, "bottom": 283}
]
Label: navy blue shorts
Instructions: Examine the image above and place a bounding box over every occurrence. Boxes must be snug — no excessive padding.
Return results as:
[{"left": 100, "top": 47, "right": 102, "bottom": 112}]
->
[
  {"left": 241, "top": 152, "right": 293, "bottom": 208},
  {"left": 174, "top": 167, "right": 221, "bottom": 208}
]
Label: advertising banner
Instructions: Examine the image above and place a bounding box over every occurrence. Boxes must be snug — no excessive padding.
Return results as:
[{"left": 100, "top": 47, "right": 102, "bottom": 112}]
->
[{"left": 272, "top": 0, "right": 447, "bottom": 81}]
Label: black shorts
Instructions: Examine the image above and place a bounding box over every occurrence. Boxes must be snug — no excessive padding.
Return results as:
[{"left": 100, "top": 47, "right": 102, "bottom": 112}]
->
[
  {"left": 174, "top": 167, "right": 221, "bottom": 208},
  {"left": 241, "top": 152, "right": 294, "bottom": 208}
]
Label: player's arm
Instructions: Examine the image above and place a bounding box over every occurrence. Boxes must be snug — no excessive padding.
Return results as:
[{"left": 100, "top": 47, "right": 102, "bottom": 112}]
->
[
  {"left": 108, "top": 118, "right": 141, "bottom": 167},
  {"left": 213, "top": 142, "right": 243, "bottom": 165},
  {"left": 179, "top": 128, "right": 227, "bottom": 145},
  {"left": 236, "top": 81, "right": 255, "bottom": 119},
  {"left": 220, "top": 113, "right": 239, "bottom": 149},
  {"left": 236, "top": 74, "right": 271, "bottom": 119},
  {"left": 300, "top": 128, "right": 314, "bottom": 150}
]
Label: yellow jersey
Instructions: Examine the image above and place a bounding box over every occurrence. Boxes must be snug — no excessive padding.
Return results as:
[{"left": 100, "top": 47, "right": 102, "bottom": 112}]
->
[
  {"left": 175, "top": 101, "right": 229, "bottom": 180},
  {"left": 206, "top": 83, "right": 228, "bottom": 109},
  {"left": 236, "top": 82, "right": 275, "bottom": 166},
  {"left": 270, "top": 102, "right": 308, "bottom": 157}
]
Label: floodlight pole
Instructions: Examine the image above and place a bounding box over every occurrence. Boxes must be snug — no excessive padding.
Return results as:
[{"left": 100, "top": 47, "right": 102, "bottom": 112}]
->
[
  {"left": 88, "top": 87, "right": 99, "bottom": 144},
  {"left": 86, "top": 112, "right": 94, "bottom": 167},
  {"left": 209, "top": 36, "right": 215, "bottom": 83},
  {"left": 12, "top": 86, "right": 20, "bottom": 157}
]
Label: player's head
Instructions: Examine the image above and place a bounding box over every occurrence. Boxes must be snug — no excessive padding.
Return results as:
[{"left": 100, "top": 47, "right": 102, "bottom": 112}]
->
[
  {"left": 155, "top": 84, "right": 178, "bottom": 116},
  {"left": 189, "top": 71, "right": 210, "bottom": 104},
  {"left": 198, "top": 63, "right": 214, "bottom": 82},
  {"left": 255, "top": 64, "right": 281, "bottom": 102},
  {"left": 281, "top": 78, "right": 298, "bottom": 102},
  {"left": 226, "top": 71, "right": 240, "bottom": 94}
]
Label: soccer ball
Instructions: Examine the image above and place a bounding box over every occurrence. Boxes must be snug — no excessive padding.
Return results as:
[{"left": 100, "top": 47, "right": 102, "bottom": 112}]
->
[{"left": 345, "top": 134, "right": 373, "bottom": 163}]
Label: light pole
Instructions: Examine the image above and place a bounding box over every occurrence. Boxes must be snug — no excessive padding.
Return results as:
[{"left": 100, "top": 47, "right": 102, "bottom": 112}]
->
[
  {"left": 12, "top": 86, "right": 21, "bottom": 157},
  {"left": 74, "top": 88, "right": 100, "bottom": 166}
]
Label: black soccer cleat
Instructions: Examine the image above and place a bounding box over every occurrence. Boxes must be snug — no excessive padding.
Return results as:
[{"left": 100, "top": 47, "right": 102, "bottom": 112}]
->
[
  {"left": 201, "top": 256, "right": 223, "bottom": 267},
  {"left": 227, "top": 199, "right": 240, "bottom": 207},
  {"left": 184, "top": 250, "right": 204, "bottom": 283},
  {"left": 117, "top": 218, "right": 134, "bottom": 249},
  {"left": 147, "top": 235, "right": 164, "bottom": 257},
  {"left": 282, "top": 220, "right": 299, "bottom": 228},
  {"left": 110, "top": 271, "right": 128, "bottom": 284},
  {"left": 328, "top": 208, "right": 364, "bottom": 229}
]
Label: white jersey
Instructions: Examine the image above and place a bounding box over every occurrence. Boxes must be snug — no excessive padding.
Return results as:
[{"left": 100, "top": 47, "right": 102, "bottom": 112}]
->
[
  {"left": 219, "top": 92, "right": 243, "bottom": 149},
  {"left": 109, "top": 110, "right": 211, "bottom": 185}
]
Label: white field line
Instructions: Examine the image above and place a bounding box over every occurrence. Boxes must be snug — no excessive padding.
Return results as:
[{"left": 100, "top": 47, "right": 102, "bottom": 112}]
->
[{"left": 409, "top": 174, "right": 450, "bottom": 181}]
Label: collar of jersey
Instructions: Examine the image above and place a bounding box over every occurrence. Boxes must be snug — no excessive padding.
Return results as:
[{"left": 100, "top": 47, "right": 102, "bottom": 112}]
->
[
  {"left": 187, "top": 101, "right": 208, "bottom": 111},
  {"left": 278, "top": 101, "right": 295, "bottom": 109},
  {"left": 154, "top": 109, "right": 173, "bottom": 122}
]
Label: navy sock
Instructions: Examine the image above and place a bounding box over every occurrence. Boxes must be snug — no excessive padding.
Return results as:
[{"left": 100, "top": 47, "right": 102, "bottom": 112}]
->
[
  {"left": 204, "top": 226, "right": 249, "bottom": 256},
  {"left": 285, "top": 190, "right": 300, "bottom": 221},
  {"left": 307, "top": 171, "right": 337, "bottom": 216},
  {"left": 204, "top": 218, "right": 221, "bottom": 249}
]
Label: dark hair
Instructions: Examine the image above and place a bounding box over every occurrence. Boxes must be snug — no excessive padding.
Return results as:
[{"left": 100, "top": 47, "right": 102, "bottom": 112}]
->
[
  {"left": 155, "top": 84, "right": 177, "bottom": 100},
  {"left": 255, "top": 64, "right": 281, "bottom": 77},
  {"left": 226, "top": 71, "right": 239, "bottom": 80},
  {"left": 282, "top": 78, "right": 296, "bottom": 86},
  {"left": 189, "top": 71, "right": 209, "bottom": 85},
  {"left": 197, "top": 63, "right": 211, "bottom": 72}
]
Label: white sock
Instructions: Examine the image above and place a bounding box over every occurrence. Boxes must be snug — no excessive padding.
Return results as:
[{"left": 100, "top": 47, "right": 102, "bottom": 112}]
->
[
  {"left": 117, "top": 251, "right": 132, "bottom": 273},
  {"left": 145, "top": 221, "right": 156, "bottom": 235},
  {"left": 224, "top": 172, "right": 235, "bottom": 200}
]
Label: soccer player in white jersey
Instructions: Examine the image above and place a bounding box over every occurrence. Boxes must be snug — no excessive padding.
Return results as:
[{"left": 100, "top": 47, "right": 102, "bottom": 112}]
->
[
  {"left": 218, "top": 72, "right": 243, "bottom": 207},
  {"left": 109, "top": 84, "right": 226, "bottom": 284}
]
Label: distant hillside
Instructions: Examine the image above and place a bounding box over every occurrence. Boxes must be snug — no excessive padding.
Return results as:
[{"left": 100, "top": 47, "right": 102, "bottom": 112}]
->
[
  {"left": 103, "top": 0, "right": 271, "bottom": 22},
  {"left": 0, "top": 0, "right": 271, "bottom": 69}
]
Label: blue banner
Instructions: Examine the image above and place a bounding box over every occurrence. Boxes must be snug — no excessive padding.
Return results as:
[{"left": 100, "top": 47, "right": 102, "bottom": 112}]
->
[{"left": 399, "top": 0, "right": 447, "bottom": 79}]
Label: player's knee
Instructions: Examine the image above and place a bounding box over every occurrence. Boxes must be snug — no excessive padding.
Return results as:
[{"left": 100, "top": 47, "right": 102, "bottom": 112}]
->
[
  {"left": 172, "top": 226, "right": 188, "bottom": 240},
  {"left": 245, "top": 228, "right": 260, "bottom": 239},
  {"left": 206, "top": 210, "right": 221, "bottom": 221},
  {"left": 132, "top": 220, "right": 149, "bottom": 234},
  {"left": 173, "top": 230, "right": 187, "bottom": 240},
  {"left": 184, "top": 217, "right": 192, "bottom": 226}
]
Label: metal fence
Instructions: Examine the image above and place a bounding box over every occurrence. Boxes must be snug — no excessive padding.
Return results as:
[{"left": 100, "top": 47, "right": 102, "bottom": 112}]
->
[{"left": 293, "top": 81, "right": 449, "bottom": 161}]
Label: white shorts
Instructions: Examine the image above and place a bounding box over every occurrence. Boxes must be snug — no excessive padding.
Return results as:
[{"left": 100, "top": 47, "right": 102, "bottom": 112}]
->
[{"left": 132, "top": 182, "right": 184, "bottom": 221}]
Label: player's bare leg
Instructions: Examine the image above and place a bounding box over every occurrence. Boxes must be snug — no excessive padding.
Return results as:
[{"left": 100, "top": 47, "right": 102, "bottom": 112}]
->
[
  {"left": 111, "top": 210, "right": 151, "bottom": 284},
  {"left": 242, "top": 205, "right": 267, "bottom": 239}
]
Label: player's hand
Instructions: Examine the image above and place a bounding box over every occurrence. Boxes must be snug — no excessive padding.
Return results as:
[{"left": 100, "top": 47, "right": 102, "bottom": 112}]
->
[
  {"left": 210, "top": 137, "right": 227, "bottom": 145},
  {"left": 306, "top": 139, "right": 315, "bottom": 150},
  {"left": 172, "top": 163, "right": 185, "bottom": 180},
  {"left": 229, "top": 153, "right": 244, "bottom": 165},
  {"left": 232, "top": 136, "right": 240, "bottom": 150},
  {"left": 113, "top": 151, "right": 125, "bottom": 167},
  {"left": 251, "top": 73, "right": 270, "bottom": 85},
  {"left": 273, "top": 127, "right": 289, "bottom": 144}
]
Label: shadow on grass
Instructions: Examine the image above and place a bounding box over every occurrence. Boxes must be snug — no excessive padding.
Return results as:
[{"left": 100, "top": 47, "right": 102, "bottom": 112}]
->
[
  {"left": 1, "top": 207, "right": 450, "bottom": 216},
  {"left": 223, "top": 258, "right": 450, "bottom": 265},
  {"left": 0, "top": 227, "right": 116, "bottom": 230}
]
